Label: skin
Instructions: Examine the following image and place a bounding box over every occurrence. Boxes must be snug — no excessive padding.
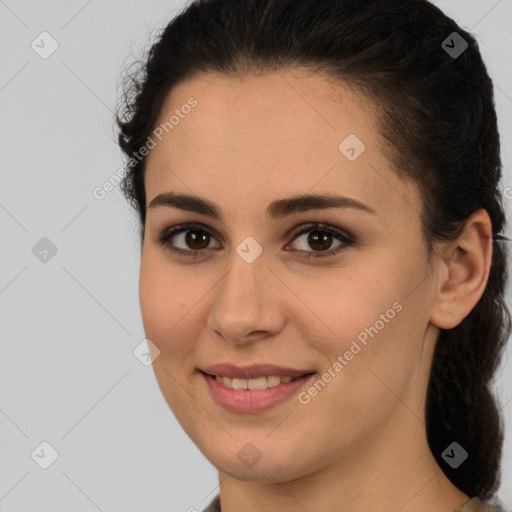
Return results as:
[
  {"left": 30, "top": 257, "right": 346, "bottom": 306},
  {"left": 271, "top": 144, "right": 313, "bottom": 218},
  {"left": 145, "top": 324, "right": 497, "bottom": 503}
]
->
[{"left": 139, "top": 68, "right": 492, "bottom": 512}]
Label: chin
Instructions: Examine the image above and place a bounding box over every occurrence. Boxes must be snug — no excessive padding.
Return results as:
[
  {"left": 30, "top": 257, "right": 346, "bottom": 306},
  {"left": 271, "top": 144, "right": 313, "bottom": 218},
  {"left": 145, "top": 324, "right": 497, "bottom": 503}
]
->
[{"left": 201, "top": 442, "right": 313, "bottom": 483}]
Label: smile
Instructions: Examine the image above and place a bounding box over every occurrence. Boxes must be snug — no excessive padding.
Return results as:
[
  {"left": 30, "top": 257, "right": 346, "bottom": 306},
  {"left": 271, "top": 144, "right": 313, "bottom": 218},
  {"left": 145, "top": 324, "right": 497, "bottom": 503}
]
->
[
  {"left": 201, "top": 371, "right": 316, "bottom": 413},
  {"left": 210, "top": 374, "right": 301, "bottom": 390}
]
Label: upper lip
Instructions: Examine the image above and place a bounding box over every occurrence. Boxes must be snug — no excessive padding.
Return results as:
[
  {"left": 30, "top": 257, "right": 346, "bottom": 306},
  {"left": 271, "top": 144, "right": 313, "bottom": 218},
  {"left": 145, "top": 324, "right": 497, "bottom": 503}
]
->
[{"left": 201, "top": 363, "right": 316, "bottom": 380}]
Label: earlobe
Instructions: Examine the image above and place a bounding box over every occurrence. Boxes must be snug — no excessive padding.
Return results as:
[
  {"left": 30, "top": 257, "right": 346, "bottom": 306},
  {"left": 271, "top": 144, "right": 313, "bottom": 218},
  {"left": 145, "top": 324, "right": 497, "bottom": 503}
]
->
[{"left": 429, "top": 209, "right": 493, "bottom": 330}]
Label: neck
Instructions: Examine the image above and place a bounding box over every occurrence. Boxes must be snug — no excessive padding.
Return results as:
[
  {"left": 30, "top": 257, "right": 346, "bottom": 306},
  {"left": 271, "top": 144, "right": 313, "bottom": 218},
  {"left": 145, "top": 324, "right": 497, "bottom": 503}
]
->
[{"left": 216, "top": 411, "right": 469, "bottom": 512}]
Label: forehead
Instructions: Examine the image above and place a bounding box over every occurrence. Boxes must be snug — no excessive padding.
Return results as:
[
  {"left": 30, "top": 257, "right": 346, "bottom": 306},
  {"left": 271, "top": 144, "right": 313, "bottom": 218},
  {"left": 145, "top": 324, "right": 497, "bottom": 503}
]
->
[
  {"left": 150, "top": 69, "right": 373, "bottom": 164},
  {"left": 144, "top": 69, "right": 422, "bottom": 223}
]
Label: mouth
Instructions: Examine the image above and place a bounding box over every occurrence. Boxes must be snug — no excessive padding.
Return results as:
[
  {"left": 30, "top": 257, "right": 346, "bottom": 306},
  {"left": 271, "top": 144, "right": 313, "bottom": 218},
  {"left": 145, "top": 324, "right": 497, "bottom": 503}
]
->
[
  {"left": 200, "top": 371, "right": 314, "bottom": 390},
  {"left": 200, "top": 369, "right": 317, "bottom": 413}
]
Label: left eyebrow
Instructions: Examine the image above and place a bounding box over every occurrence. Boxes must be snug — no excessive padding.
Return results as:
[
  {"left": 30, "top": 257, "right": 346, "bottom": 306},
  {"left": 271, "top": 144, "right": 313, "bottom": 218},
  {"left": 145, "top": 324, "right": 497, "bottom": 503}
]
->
[{"left": 148, "top": 191, "right": 378, "bottom": 221}]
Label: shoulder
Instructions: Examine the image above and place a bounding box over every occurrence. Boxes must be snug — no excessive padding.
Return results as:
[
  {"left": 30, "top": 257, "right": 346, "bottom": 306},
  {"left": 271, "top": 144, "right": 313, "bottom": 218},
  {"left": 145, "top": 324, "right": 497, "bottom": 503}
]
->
[
  {"left": 454, "top": 497, "right": 509, "bottom": 512},
  {"left": 200, "top": 495, "right": 509, "bottom": 512}
]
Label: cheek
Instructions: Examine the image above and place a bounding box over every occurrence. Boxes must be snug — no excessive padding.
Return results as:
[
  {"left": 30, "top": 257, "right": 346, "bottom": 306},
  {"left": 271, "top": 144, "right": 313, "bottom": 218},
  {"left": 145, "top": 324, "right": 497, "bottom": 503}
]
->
[
  {"left": 305, "top": 273, "right": 427, "bottom": 417},
  {"left": 295, "top": 265, "right": 400, "bottom": 345},
  {"left": 296, "top": 260, "right": 421, "bottom": 399},
  {"left": 139, "top": 254, "right": 188, "bottom": 347},
  {"left": 139, "top": 257, "right": 164, "bottom": 334}
]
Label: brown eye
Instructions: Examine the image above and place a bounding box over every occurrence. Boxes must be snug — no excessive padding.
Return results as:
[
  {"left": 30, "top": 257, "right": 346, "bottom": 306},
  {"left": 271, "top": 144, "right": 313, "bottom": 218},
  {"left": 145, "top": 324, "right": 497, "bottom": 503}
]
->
[
  {"left": 184, "top": 229, "right": 211, "bottom": 250},
  {"left": 287, "top": 223, "right": 355, "bottom": 259},
  {"left": 156, "top": 223, "right": 220, "bottom": 258},
  {"left": 157, "top": 222, "right": 355, "bottom": 260},
  {"left": 306, "top": 230, "right": 334, "bottom": 251}
]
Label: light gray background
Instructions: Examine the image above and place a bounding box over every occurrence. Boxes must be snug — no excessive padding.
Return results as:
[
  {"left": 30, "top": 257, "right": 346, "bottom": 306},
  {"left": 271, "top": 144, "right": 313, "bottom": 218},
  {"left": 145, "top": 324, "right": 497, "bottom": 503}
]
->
[{"left": 0, "top": 1, "right": 511, "bottom": 511}]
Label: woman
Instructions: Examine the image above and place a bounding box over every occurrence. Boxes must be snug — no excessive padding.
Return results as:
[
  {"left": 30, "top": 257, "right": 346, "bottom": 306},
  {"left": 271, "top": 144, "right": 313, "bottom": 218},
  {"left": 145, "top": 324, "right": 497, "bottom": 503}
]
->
[{"left": 115, "top": 0, "right": 511, "bottom": 510}]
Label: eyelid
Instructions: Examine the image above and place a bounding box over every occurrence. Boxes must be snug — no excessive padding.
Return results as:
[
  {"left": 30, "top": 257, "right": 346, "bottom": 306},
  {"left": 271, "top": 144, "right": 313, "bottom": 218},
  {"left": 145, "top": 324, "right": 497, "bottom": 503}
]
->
[
  {"left": 156, "top": 221, "right": 355, "bottom": 258},
  {"left": 286, "top": 222, "right": 354, "bottom": 244},
  {"left": 154, "top": 222, "right": 221, "bottom": 251}
]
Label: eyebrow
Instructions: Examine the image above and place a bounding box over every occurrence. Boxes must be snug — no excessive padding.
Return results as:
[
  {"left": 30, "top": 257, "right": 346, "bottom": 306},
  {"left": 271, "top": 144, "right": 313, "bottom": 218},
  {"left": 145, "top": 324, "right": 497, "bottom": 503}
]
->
[{"left": 148, "top": 191, "right": 377, "bottom": 221}]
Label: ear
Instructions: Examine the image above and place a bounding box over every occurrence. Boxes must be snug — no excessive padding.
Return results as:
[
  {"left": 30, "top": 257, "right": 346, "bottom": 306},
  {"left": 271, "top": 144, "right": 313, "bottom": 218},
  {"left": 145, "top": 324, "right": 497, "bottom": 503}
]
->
[{"left": 429, "top": 209, "right": 493, "bottom": 330}]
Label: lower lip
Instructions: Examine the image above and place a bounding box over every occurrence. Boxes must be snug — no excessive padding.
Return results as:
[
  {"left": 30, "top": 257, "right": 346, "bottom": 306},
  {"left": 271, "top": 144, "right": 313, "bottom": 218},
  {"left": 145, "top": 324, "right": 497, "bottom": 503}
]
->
[{"left": 201, "top": 371, "right": 316, "bottom": 413}]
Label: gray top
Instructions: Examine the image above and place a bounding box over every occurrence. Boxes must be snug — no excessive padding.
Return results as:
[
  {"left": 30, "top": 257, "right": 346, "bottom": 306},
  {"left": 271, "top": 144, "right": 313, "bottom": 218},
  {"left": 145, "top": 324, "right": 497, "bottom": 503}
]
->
[{"left": 201, "top": 495, "right": 508, "bottom": 512}]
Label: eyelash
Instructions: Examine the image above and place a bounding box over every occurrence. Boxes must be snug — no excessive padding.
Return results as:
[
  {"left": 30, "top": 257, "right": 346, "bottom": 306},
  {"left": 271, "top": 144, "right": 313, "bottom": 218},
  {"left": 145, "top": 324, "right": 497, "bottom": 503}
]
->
[{"left": 155, "top": 222, "right": 355, "bottom": 260}]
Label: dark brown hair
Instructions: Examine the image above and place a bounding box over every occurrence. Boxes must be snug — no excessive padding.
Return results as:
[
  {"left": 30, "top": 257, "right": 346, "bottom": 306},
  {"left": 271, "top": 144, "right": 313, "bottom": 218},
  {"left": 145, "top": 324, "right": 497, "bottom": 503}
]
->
[{"left": 115, "top": 0, "right": 511, "bottom": 498}]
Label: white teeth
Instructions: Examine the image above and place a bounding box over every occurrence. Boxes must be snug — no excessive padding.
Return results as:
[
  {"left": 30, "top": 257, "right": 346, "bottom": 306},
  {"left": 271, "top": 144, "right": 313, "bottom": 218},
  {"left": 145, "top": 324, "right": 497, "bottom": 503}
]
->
[
  {"left": 248, "top": 376, "right": 267, "bottom": 390},
  {"left": 266, "top": 375, "right": 281, "bottom": 387},
  {"left": 214, "top": 374, "right": 300, "bottom": 390},
  {"left": 232, "top": 378, "right": 248, "bottom": 390}
]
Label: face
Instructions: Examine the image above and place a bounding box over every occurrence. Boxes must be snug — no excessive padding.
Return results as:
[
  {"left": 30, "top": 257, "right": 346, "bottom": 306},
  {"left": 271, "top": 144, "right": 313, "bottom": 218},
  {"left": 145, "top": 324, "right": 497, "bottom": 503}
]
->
[{"left": 139, "top": 69, "right": 441, "bottom": 482}]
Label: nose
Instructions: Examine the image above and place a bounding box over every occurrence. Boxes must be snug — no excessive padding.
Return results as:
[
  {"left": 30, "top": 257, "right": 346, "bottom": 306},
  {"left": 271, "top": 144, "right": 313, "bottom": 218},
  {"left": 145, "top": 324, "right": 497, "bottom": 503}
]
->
[{"left": 206, "top": 255, "right": 286, "bottom": 345}]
